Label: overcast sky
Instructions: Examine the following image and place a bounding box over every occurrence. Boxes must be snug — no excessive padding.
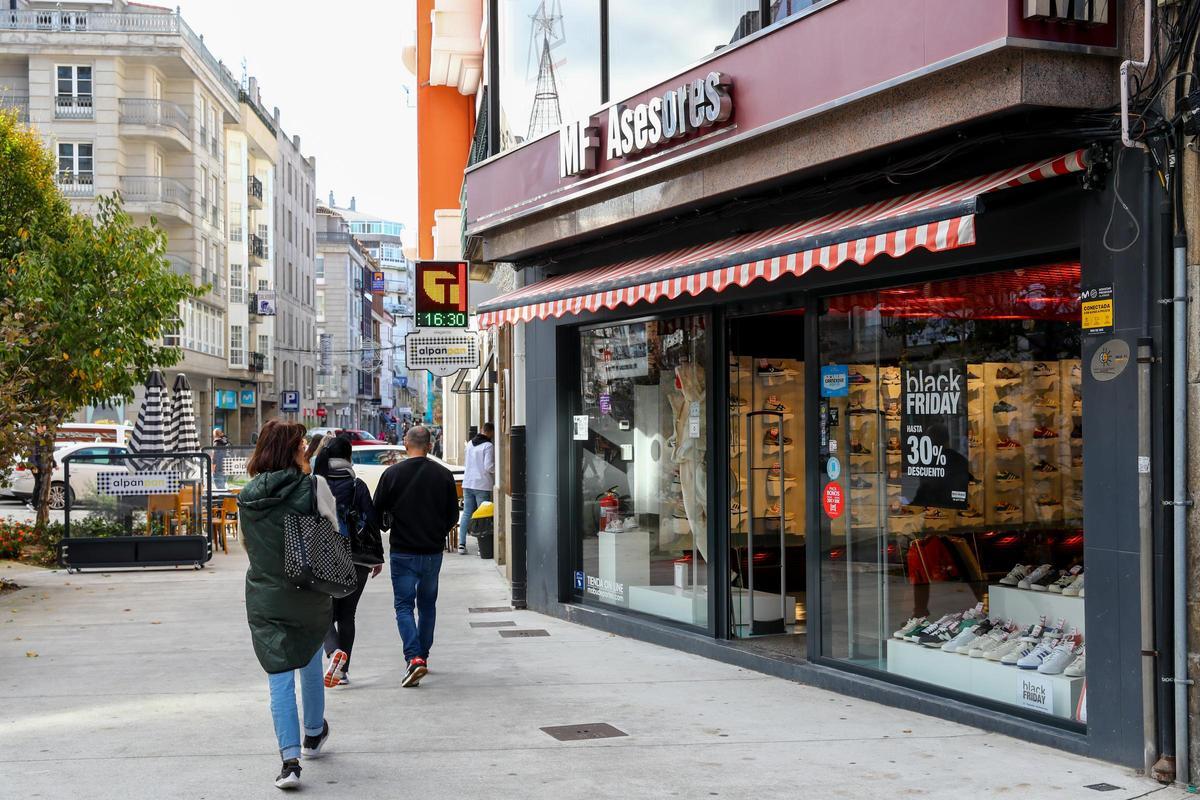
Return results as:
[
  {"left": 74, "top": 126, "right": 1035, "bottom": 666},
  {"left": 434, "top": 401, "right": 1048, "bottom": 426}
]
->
[{"left": 175, "top": 0, "right": 418, "bottom": 228}]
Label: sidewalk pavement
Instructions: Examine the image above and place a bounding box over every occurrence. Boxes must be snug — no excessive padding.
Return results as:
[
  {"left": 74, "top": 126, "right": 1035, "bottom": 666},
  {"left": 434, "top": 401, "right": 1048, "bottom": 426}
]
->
[{"left": 0, "top": 547, "right": 1187, "bottom": 800}]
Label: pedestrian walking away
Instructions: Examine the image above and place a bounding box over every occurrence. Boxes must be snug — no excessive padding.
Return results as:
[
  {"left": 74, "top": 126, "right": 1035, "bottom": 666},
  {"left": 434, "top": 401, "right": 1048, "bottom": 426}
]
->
[
  {"left": 313, "top": 436, "right": 384, "bottom": 688},
  {"left": 372, "top": 424, "right": 459, "bottom": 688},
  {"left": 237, "top": 420, "right": 339, "bottom": 790},
  {"left": 459, "top": 422, "right": 496, "bottom": 555},
  {"left": 212, "top": 428, "right": 229, "bottom": 490}
]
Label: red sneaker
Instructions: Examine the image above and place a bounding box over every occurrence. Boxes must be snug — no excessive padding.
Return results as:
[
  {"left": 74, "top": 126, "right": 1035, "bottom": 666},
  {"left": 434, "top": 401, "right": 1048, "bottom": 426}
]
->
[
  {"left": 402, "top": 657, "right": 428, "bottom": 688},
  {"left": 324, "top": 649, "right": 348, "bottom": 688}
]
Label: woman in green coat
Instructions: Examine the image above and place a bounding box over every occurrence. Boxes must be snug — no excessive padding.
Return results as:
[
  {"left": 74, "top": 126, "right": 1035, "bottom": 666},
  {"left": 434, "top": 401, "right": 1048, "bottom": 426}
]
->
[{"left": 238, "top": 420, "right": 339, "bottom": 790}]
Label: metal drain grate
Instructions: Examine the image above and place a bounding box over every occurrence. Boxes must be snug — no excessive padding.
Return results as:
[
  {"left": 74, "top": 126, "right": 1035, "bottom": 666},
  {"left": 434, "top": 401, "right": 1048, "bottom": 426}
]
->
[
  {"left": 1084, "top": 784, "right": 1122, "bottom": 792},
  {"left": 468, "top": 606, "right": 512, "bottom": 613},
  {"left": 499, "top": 628, "right": 550, "bottom": 638},
  {"left": 540, "top": 723, "right": 627, "bottom": 742},
  {"left": 469, "top": 621, "right": 516, "bottom": 628}
]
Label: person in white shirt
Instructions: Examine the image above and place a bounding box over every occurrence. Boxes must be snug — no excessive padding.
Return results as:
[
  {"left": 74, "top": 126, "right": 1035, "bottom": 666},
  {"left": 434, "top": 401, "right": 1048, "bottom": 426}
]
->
[{"left": 458, "top": 422, "right": 495, "bottom": 554}]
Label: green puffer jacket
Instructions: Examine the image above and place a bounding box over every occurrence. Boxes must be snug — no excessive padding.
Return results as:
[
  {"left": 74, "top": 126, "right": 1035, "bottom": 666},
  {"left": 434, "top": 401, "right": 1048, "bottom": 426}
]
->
[{"left": 238, "top": 468, "right": 332, "bottom": 674}]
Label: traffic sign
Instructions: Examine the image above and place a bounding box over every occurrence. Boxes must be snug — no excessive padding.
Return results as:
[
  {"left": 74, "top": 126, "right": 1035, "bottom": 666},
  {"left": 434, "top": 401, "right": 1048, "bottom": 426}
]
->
[{"left": 405, "top": 329, "right": 479, "bottom": 377}]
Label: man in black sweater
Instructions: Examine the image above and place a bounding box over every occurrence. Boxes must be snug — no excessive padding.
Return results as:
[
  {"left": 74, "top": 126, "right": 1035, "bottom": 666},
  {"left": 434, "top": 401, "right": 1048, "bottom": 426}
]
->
[{"left": 372, "top": 425, "right": 460, "bottom": 687}]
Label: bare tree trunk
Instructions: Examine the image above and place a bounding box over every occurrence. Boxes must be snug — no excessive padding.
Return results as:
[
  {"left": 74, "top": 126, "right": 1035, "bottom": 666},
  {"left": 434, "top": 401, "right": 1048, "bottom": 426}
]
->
[{"left": 33, "top": 423, "right": 60, "bottom": 530}]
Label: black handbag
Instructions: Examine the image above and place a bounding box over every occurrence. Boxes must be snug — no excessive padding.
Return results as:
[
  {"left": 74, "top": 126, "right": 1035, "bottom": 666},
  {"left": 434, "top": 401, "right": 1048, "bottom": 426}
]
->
[{"left": 283, "top": 475, "right": 357, "bottom": 598}]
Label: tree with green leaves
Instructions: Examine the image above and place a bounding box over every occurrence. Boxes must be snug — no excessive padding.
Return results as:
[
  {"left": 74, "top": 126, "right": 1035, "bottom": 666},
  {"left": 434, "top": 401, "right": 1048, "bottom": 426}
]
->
[{"left": 0, "top": 108, "right": 201, "bottom": 528}]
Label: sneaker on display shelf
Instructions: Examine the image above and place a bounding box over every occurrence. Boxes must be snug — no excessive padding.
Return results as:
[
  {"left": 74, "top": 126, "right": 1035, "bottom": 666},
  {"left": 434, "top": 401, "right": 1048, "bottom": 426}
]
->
[
  {"left": 849, "top": 475, "right": 873, "bottom": 489},
  {"left": 917, "top": 623, "right": 961, "bottom": 649},
  {"left": 850, "top": 440, "right": 871, "bottom": 455},
  {"left": 1017, "top": 616, "right": 1049, "bottom": 642},
  {"left": 756, "top": 361, "right": 791, "bottom": 377},
  {"left": 1038, "top": 636, "right": 1083, "bottom": 675},
  {"left": 893, "top": 617, "right": 927, "bottom": 640},
  {"left": 905, "top": 614, "right": 958, "bottom": 643},
  {"left": 848, "top": 370, "right": 870, "bottom": 384},
  {"left": 1064, "top": 647, "right": 1087, "bottom": 677},
  {"left": 763, "top": 395, "right": 792, "bottom": 415},
  {"left": 996, "top": 437, "right": 1022, "bottom": 450},
  {"left": 995, "top": 366, "right": 1022, "bottom": 380},
  {"left": 959, "top": 507, "right": 983, "bottom": 519},
  {"left": 1032, "top": 460, "right": 1059, "bottom": 474},
  {"left": 1048, "top": 567, "right": 1083, "bottom": 594},
  {"left": 1017, "top": 565, "right": 1053, "bottom": 590},
  {"left": 1033, "top": 426, "right": 1059, "bottom": 440},
  {"left": 968, "top": 623, "right": 1015, "bottom": 658},
  {"left": 1030, "top": 568, "right": 1063, "bottom": 592},
  {"left": 767, "top": 463, "right": 797, "bottom": 483},
  {"left": 1016, "top": 639, "right": 1061, "bottom": 670},
  {"left": 1000, "top": 640, "right": 1039, "bottom": 665},
  {"left": 985, "top": 638, "right": 1024, "bottom": 662},
  {"left": 880, "top": 372, "right": 900, "bottom": 386},
  {"left": 995, "top": 470, "right": 1021, "bottom": 482},
  {"left": 993, "top": 400, "right": 1018, "bottom": 413},
  {"left": 886, "top": 436, "right": 901, "bottom": 454},
  {"left": 942, "top": 618, "right": 992, "bottom": 653},
  {"left": 998, "top": 564, "right": 1031, "bottom": 586},
  {"left": 1062, "top": 574, "right": 1085, "bottom": 597},
  {"left": 1032, "top": 363, "right": 1055, "bottom": 377},
  {"left": 729, "top": 395, "right": 748, "bottom": 409}
]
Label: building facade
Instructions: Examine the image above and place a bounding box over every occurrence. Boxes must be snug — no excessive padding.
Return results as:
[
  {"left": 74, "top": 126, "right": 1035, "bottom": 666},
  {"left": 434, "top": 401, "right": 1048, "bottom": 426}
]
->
[
  {"left": 0, "top": 0, "right": 242, "bottom": 436},
  {"left": 272, "top": 109, "right": 318, "bottom": 428},
  {"left": 455, "top": 0, "right": 1196, "bottom": 780}
]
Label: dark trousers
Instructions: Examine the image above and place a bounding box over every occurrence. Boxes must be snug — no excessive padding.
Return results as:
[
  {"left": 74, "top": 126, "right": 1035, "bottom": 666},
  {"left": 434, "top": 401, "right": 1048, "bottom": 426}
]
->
[{"left": 324, "top": 564, "right": 371, "bottom": 672}]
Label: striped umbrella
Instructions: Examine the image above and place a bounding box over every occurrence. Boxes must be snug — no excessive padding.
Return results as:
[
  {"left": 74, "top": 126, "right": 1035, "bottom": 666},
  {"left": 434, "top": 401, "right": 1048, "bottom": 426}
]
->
[
  {"left": 129, "top": 369, "right": 168, "bottom": 471},
  {"left": 165, "top": 373, "right": 200, "bottom": 453}
]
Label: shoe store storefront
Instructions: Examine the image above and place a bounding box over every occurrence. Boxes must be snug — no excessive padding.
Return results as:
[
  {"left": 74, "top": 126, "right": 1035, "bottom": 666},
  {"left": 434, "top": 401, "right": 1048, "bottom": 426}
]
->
[{"left": 475, "top": 141, "right": 1167, "bottom": 768}]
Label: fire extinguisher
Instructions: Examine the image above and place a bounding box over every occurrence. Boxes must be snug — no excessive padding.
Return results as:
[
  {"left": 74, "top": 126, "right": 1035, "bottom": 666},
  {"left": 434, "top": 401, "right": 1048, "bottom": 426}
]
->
[{"left": 598, "top": 486, "right": 620, "bottom": 532}]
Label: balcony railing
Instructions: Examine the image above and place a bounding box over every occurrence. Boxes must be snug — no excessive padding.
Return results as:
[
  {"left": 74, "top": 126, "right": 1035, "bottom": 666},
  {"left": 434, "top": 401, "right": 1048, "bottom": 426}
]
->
[
  {"left": 247, "top": 176, "right": 264, "bottom": 207},
  {"left": 118, "top": 97, "right": 189, "bottom": 137},
  {"left": 55, "top": 94, "right": 93, "bottom": 119},
  {"left": 57, "top": 171, "right": 94, "bottom": 197},
  {"left": 0, "top": 95, "right": 29, "bottom": 121},
  {"left": 0, "top": 10, "right": 240, "bottom": 101},
  {"left": 249, "top": 351, "right": 266, "bottom": 372},
  {"left": 249, "top": 233, "right": 269, "bottom": 260},
  {"left": 316, "top": 231, "right": 353, "bottom": 243},
  {"left": 119, "top": 175, "right": 191, "bottom": 211}
]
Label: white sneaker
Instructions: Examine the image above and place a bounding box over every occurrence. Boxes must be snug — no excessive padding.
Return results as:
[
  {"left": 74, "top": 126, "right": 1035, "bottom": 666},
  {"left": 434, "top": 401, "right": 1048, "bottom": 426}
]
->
[
  {"left": 968, "top": 628, "right": 1011, "bottom": 658},
  {"left": 1063, "top": 574, "right": 1085, "bottom": 597},
  {"left": 998, "top": 564, "right": 1030, "bottom": 586},
  {"left": 941, "top": 620, "right": 987, "bottom": 653},
  {"left": 1001, "top": 640, "right": 1040, "bottom": 665},
  {"left": 1064, "top": 647, "right": 1087, "bottom": 677},
  {"left": 986, "top": 638, "right": 1024, "bottom": 662},
  {"left": 1038, "top": 639, "right": 1083, "bottom": 675},
  {"left": 1017, "top": 615, "right": 1049, "bottom": 642},
  {"left": 1018, "top": 639, "right": 1061, "bottom": 670},
  {"left": 1048, "top": 566, "right": 1083, "bottom": 594},
  {"left": 1018, "top": 564, "right": 1053, "bottom": 590},
  {"left": 893, "top": 617, "right": 926, "bottom": 640}
]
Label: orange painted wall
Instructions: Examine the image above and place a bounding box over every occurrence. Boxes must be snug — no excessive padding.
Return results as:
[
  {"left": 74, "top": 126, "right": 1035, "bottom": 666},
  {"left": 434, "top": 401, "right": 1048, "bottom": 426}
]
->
[{"left": 416, "top": 0, "right": 476, "bottom": 260}]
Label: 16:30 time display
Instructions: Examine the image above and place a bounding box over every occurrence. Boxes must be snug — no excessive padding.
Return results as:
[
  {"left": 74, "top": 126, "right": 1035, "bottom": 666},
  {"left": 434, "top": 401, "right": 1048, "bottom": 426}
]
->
[{"left": 416, "top": 311, "right": 468, "bottom": 328}]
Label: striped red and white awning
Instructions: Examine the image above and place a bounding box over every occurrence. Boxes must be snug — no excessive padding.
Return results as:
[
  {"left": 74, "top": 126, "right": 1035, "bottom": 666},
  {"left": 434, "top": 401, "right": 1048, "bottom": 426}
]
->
[{"left": 477, "top": 150, "right": 1088, "bottom": 327}]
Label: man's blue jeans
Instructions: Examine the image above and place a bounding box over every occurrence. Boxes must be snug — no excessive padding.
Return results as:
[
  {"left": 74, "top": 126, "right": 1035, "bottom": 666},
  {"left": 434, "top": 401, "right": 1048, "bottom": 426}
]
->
[
  {"left": 459, "top": 488, "right": 492, "bottom": 548},
  {"left": 267, "top": 647, "right": 324, "bottom": 761},
  {"left": 390, "top": 552, "right": 443, "bottom": 663}
]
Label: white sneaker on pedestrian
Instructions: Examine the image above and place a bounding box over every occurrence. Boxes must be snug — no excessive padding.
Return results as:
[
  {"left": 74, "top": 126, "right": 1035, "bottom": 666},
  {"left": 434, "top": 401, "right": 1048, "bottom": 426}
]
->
[
  {"left": 458, "top": 545, "right": 468, "bottom": 555},
  {"left": 275, "top": 760, "right": 301, "bottom": 790}
]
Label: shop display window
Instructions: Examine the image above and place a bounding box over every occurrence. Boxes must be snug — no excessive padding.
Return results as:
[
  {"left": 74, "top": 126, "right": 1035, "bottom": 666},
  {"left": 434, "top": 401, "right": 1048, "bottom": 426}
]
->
[
  {"left": 728, "top": 312, "right": 808, "bottom": 644},
  {"left": 817, "top": 263, "right": 1086, "bottom": 724},
  {"left": 573, "top": 315, "right": 709, "bottom": 627}
]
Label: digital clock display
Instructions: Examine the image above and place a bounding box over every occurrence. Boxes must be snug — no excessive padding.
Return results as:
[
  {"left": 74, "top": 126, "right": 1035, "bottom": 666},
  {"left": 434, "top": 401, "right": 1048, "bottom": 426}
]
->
[{"left": 416, "top": 311, "right": 468, "bottom": 328}]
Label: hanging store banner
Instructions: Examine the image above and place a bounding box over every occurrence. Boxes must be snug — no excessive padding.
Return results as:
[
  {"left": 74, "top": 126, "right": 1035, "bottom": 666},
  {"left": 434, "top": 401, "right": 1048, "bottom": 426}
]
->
[
  {"left": 405, "top": 329, "right": 479, "bottom": 377},
  {"left": 371, "top": 271, "right": 386, "bottom": 293},
  {"left": 239, "top": 389, "right": 256, "bottom": 408},
  {"left": 899, "top": 359, "right": 969, "bottom": 510}
]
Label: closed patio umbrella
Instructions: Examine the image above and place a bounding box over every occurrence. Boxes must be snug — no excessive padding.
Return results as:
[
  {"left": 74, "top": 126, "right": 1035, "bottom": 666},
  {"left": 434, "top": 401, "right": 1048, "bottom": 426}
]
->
[
  {"left": 129, "top": 369, "right": 168, "bottom": 471},
  {"left": 165, "top": 373, "right": 200, "bottom": 453}
]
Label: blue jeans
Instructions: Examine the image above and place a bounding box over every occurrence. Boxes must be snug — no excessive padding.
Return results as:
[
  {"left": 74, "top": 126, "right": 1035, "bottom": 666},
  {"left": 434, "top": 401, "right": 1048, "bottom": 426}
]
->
[
  {"left": 459, "top": 488, "right": 492, "bottom": 548},
  {"left": 267, "top": 647, "right": 325, "bottom": 761},
  {"left": 390, "top": 552, "right": 443, "bottom": 663}
]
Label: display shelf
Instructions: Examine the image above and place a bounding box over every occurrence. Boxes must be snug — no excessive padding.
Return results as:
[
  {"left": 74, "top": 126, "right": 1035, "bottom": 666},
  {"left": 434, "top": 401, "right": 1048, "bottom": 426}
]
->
[
  {"left": 886, "top": 639, "right": 1082, "bottom": 719},
  {"left": 988, "top": 584, "right": 1085, "bottom": 634},
  {"left": 626, "top": 584, "right": 794, "bottom": 629},
  {"left": 598, "top": 530, "right": 651, "bottom": 603}
]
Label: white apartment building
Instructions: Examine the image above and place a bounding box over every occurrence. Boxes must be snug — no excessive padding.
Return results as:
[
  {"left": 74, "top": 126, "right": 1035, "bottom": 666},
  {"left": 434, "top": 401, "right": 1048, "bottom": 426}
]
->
[
  {"left": 272, "top": 111, "right": 318, "bottom": 428},
  {"left": 0, "top": 1, "right": 319, "bottom": 443},
  {"left": 0, "top": 0, "right": 241, "bottom": 436}
]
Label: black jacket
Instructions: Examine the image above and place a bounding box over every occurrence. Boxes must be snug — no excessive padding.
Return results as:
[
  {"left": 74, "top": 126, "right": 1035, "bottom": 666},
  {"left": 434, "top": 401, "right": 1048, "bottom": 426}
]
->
[
  {"left": 372, "top": 456, "right": 459, "bottom": 554},
  {"left": 322, "top": 460, "right": 384, "bottom": 566}
]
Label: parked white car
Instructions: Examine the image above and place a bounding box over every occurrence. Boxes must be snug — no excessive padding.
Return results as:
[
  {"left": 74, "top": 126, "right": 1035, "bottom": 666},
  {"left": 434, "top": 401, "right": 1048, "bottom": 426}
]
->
[
  {"left": 8, "top": 442, "right": 131, "bottom": 509},
  {"left": 348, "top": 445, "right": 463, "bottom": 496}
]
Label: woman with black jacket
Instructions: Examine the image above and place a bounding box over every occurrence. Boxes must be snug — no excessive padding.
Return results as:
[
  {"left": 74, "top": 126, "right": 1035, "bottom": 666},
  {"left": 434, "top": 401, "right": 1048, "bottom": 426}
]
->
[{"left": 312, "top": 436, "right": 384, "bottom": 687}]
